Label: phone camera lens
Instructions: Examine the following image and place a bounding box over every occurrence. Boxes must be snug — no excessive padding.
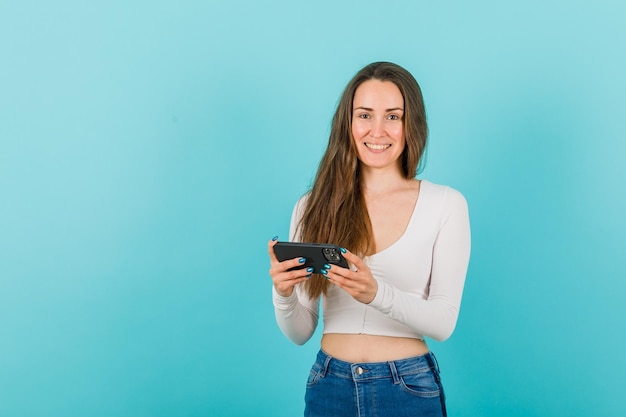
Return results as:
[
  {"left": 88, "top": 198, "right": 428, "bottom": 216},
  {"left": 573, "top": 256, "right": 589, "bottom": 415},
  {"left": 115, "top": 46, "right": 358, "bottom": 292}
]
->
[{"left": 323, "top": 248, "right": 340, "bottom": 262}]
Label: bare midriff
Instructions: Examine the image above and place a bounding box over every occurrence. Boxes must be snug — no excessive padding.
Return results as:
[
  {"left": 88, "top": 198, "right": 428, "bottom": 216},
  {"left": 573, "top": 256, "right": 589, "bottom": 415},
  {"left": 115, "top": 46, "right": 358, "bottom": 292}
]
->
[{"left": 321, "top": 333, "right": 429, "bottom": 363}]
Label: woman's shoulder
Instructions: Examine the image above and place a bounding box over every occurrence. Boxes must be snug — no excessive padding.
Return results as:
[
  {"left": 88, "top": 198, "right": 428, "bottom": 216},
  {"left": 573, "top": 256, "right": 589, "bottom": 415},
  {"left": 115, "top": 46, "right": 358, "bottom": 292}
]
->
[
  {"left": 419, "top": 179, "right": 468, "bottom": 209},
  {"left": 292, "top": 192, "right": 311, "bottom": 212},
  {"left": 289, "top": 192, "right": 311, "bottom": 241}
]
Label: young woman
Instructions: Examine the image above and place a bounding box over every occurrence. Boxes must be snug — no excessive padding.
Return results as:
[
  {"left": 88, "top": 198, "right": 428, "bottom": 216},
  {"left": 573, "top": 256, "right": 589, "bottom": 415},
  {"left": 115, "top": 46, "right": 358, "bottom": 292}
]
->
[{"left": 268, "top": 62, "right": 471, "bottom": 417}]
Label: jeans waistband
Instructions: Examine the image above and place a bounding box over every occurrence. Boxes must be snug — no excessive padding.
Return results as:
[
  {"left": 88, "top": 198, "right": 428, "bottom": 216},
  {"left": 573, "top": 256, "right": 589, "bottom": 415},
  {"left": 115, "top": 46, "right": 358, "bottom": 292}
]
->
[{"left": 314, "top": 349, "right": 440, "bottom": 381}]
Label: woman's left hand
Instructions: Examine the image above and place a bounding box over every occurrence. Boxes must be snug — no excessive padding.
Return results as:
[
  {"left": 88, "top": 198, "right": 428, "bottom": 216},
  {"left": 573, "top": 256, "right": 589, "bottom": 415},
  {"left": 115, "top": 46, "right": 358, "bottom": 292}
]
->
[{"left": 322, "top": 248, "right": 378, "bottom": 304}]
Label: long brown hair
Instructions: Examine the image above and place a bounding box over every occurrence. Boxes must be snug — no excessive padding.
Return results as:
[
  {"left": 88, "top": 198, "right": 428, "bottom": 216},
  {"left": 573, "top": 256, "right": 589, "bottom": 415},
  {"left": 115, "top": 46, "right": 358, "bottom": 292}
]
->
[{"left": 299, "top": 62, "right": 428, "bottom": 298}]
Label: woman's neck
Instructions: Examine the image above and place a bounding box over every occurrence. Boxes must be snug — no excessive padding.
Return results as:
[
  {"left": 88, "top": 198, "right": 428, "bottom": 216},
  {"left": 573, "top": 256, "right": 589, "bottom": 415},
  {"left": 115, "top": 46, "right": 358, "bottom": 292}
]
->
[{"left": 360, "top": 164, "right": 409, "bottom": 195}]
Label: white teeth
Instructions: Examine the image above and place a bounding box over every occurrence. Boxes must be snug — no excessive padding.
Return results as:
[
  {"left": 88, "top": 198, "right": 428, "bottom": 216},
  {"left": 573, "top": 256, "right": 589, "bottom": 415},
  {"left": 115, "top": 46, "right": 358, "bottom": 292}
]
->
[{"left": 365, "top": 143, "right": 391, "bottom": 150}]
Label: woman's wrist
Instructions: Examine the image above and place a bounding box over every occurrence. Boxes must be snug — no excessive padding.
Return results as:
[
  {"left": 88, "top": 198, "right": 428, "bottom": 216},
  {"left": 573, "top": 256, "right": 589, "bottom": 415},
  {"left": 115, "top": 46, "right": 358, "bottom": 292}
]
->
[
  {"left": 273, "top": 285, "right": 295, "bottom": 299},
  {"left": 364, "top": 279, "right": 379, "bottom": 304}
]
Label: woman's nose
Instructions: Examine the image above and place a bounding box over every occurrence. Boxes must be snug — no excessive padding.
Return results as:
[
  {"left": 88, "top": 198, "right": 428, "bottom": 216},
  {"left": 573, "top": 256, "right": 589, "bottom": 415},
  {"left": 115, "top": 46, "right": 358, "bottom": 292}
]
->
[{"left": 370, "top": 119, "right": 384, "bottom": 138}]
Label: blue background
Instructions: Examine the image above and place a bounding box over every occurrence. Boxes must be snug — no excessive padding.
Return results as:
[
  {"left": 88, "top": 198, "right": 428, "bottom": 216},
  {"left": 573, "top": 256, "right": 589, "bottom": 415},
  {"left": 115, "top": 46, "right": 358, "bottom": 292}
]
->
[{"left": 1, "top": 1, "right": 625, "bottom": 416}]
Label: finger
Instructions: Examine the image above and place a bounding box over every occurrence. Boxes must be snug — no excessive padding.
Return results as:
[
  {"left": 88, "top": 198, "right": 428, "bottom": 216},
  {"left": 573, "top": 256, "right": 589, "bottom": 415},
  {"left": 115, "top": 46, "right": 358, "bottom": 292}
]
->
[
  {"left": 267, "top": 236, "right": 280, "bottom": 263},
  {"left": 322, "top": 268, "right": 362, "bottom": 295},
  {"left": 322, "top": 264, "right": 353, "bottom": 286},
  {"left": 283, "top": 256, "right": 308, "bottom": 272},
  {"left": 276, "top": 267, "right": 312, "bottom": 282},
  {"left": 322, "top": 267, "right": 341, "bottom": 284},
  {"left": 322, "top": 266, "right": 376, "bottom": 303},
  {"left": 273, "top": 267, "right": 313, "bottom": 293},
  {"left": 273, "top": 275, "right": 310, "bottom": 298},
  {"left": 339, "top": 247, "right": 368, "bottom": 272},
  {"left": 270, "top": 257, "right": 310, "bottom": 277},
  {"left": 321, "top": 262, "right": 345, "bottom": 278}
]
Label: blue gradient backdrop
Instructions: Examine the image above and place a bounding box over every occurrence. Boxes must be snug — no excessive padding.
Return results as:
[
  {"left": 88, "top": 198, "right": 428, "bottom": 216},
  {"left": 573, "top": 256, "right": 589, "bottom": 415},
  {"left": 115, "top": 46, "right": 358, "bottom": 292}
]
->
[{"left": 1, "top": 1, "right": 625, "bottom": 416}]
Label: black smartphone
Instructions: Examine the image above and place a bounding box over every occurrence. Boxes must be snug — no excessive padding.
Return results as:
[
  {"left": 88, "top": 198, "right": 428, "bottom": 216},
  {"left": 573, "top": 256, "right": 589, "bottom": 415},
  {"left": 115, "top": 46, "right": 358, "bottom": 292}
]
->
[{"left": 273, "top": 242, "right": 349, "bottom": 274}]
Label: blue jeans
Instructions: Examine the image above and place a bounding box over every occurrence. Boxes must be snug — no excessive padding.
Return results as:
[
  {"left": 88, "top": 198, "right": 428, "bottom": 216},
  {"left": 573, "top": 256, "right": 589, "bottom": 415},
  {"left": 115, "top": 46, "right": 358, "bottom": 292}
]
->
[{"left": 304, "top": 349, "right": 447, "bottom": 417}]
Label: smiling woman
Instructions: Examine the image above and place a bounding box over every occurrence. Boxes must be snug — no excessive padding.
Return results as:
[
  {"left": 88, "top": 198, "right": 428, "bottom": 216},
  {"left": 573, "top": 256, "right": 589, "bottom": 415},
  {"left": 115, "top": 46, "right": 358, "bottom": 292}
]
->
[
  {"left": 352, "top": 79, "right": 406, "bottom": 170},
  {"left": 267, "top": 62, "right": 470, "bottom": 417}
]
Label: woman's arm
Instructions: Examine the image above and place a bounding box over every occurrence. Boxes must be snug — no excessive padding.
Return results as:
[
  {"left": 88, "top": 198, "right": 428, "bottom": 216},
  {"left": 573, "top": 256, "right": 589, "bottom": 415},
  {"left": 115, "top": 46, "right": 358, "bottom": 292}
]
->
[
  {"left": 271, "top": 196, "right": 320, "bottom": 345},
  {"left": 272, "top": 284, "right": 319, "bottom": 345},
  {"left": 369, "top": 190, "right": 470, "bottom": 341},
  {"left": 324, "top": 189, "right": 471, "bottom": 342}
]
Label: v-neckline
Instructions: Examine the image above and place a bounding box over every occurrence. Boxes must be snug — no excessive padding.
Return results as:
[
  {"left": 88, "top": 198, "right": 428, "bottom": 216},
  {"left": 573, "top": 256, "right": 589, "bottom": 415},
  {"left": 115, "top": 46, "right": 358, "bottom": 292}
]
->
[{"left": 368, "top": 180, "right": 427, "bottom": 258}]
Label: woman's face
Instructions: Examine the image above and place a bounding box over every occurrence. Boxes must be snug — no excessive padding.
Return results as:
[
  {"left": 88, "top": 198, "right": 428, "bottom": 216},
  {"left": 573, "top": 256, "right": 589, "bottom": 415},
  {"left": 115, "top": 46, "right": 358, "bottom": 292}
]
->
[{"left": 351, "top": 79, "right": 405, "bottom": 172}]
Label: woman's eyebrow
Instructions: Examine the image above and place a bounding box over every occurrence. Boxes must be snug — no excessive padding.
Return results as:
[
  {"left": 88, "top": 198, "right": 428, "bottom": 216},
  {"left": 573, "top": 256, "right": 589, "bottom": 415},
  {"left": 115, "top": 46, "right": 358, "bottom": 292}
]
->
[{"left": 353, "top": 106, "right": 404, "bottom": 112}]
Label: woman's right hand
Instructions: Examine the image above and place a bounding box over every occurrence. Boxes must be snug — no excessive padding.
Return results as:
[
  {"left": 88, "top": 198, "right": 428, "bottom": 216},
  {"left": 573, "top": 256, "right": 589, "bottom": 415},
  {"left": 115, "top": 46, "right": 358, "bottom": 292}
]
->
[{"left": 268, "top": 238, "right": 312, "bottom": 297}]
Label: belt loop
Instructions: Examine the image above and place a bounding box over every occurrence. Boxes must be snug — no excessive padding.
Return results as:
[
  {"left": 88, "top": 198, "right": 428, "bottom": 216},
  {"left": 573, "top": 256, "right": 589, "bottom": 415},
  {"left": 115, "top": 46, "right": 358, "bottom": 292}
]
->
[
  {"left": 320, "top": 351, "right": 332, "bottom": 377},
  {"left": 430, "top": 352, "right": 441, "bottom": 373},
  {"left": 425, "top": 352, "right": 441, "bottom": 382},
  {"left": 388, "top": 361, "right": 400, "bottom": 384}
]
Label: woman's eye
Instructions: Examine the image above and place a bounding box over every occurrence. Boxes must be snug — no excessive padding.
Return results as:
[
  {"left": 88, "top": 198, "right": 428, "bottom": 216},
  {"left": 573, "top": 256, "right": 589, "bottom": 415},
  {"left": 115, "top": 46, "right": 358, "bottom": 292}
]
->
[
  {"left": 388, "top": 114, "right": 400, "bottom": 120},
  {"left": 358, "top": 113, "right": 370, "bottom": 119}
]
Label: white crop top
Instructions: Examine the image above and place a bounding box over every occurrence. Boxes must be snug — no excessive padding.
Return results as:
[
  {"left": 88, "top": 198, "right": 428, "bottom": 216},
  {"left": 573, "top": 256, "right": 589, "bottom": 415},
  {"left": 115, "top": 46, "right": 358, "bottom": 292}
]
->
[{"left": 272, "top": 180, "right": 471, "bottom": 344}]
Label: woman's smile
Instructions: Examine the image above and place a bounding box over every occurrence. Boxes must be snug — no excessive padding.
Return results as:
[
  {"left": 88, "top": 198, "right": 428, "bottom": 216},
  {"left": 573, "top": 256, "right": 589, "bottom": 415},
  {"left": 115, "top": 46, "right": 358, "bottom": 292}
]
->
[{"left": 364, "top": 142, "right": 392, "bottom": 151}]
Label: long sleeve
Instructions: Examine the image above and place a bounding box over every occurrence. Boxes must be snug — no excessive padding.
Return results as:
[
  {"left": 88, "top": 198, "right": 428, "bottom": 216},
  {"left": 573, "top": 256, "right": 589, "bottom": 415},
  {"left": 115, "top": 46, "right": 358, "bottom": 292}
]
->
[
  {"left": 367, "top": 187, "right": 471, "bottom": 342},
  {"left": 273, "top": 285, "right": 319, "bottom": 345},
  {"left": 272, "top": 195, "right": 320, "bottom": 345}
]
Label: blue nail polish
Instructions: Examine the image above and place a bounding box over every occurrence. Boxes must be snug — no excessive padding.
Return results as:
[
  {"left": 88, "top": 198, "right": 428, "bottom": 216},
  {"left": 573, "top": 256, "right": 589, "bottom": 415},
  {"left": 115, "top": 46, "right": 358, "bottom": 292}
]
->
[
  {"left": 306, "top": 274, "right": 312, "bottom": 278},
  {"left": 299, "top": 257, "right": 306, "bottom": 264},
  {"left": 324, "top": 276, "right": 330, "bottom": 280},
  {"left": 340, "top": 247, "right": 346, "bottom": 253},
  {"left": 323, "top": 263, "right": 331, "bottom": 270},
  {"left": 320, "top": 269, "right": 328, "bottom": 275},
  {"left": 272, "top": 236, "right": 278, "bottom": 241},
  {"left": 306, "top": 267, "right": 314, "bottom": 273}
]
